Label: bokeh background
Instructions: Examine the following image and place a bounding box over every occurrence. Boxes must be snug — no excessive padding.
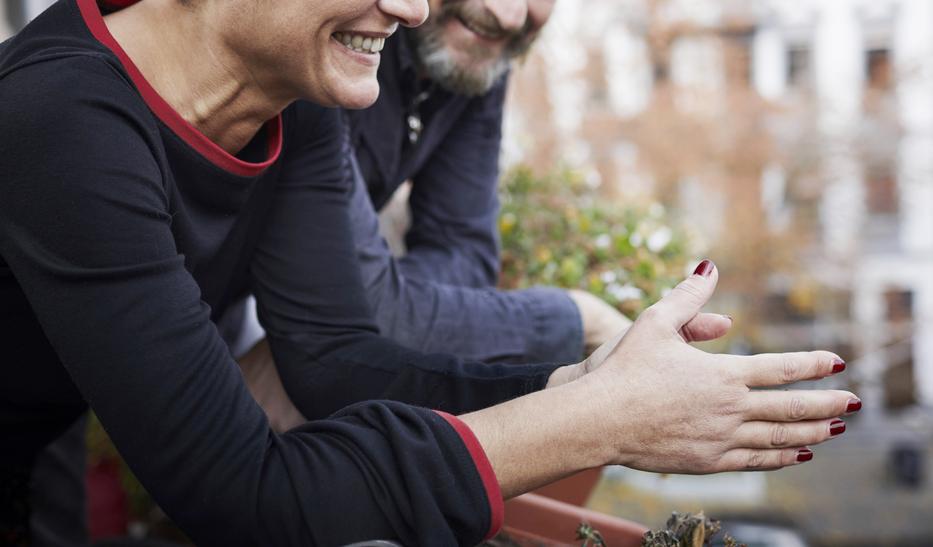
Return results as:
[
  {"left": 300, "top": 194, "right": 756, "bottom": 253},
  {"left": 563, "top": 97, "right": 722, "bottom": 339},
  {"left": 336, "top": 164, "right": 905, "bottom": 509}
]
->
[
  {"left": 502, "top": 0, "right": 933, "bottom": 545},
  {"left": 5, "top": 0, "right": 933, "bottom": 545}
]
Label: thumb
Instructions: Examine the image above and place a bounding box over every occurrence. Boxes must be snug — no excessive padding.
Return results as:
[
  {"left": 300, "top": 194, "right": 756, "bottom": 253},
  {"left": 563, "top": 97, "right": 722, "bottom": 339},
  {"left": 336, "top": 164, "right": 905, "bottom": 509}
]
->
[{"left": 647, "top": 259, "right": 719, "bottom": 330}]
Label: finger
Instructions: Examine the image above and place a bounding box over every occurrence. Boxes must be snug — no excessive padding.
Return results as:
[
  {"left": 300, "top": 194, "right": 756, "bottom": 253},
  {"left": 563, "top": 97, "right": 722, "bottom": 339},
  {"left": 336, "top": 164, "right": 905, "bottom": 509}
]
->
[
  {"left": 743, "top": 390, "right": 858, "bottom": 422},
  {"left": 730, "top": 351, "right": 846, "bottom": 387},
  {"left": 680, "top": 313, "right": 732, "bottom": 343},
  {"left": 716, "top": 447, "right": 812, "bottom": 472},
  {"left": 732, "top": 419, "right": 845, "bottom": 449},
  {"left": 584, "top": 329, "right": 626, "bottom": 370},
  {"left": 644, "top": 259, "right": 718, "bottom": 330}
]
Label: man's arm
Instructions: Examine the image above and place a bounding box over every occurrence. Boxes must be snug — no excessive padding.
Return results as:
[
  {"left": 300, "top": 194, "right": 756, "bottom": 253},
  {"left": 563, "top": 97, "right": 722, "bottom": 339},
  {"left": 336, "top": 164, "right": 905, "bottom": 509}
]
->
[
  {"left": 254, "top": 103, "right": 564, "bottom": 420},
  {"left": 379, "top": 80, "right": 631, "bottom": 356},
  {"left": 348, "top": 152, "right": 586, "bottom": 363},
  {"left": 398, "top": 79, "right": 508, "bottom": 288}
]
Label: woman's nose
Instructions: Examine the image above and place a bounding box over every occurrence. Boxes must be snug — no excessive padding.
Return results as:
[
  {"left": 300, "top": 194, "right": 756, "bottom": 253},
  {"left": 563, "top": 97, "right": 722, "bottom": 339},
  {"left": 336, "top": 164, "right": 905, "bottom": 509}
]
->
[
  {"left": 483, "top": 0, "right": 529, "bottom": 33},
  {"left": 378, "top": 0, "right": 430, "bottom": 28}
]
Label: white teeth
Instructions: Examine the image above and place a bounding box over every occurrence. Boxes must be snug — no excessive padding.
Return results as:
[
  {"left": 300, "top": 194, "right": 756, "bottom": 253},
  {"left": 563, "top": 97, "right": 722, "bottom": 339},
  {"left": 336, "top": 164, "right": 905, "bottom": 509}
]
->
[{"left": 333, "top": 32, "right": 385, "bottom": 54}]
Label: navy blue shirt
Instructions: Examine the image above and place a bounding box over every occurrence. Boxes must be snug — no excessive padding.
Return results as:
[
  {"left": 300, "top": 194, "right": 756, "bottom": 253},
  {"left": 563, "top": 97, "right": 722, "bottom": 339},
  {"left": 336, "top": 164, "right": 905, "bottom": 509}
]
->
[
  {"left": 344, "top": 31, "right": 585, "bottom": 363},
  {"left": 0, "top": 1, "right": 562, "bottom": 543}
]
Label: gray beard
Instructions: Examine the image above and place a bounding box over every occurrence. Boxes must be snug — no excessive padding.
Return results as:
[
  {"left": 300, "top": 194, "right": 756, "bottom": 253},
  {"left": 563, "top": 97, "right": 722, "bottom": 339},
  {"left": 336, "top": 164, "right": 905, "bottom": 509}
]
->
[{"left": 413, "top": 25, "right": 512, "bottom": 97}]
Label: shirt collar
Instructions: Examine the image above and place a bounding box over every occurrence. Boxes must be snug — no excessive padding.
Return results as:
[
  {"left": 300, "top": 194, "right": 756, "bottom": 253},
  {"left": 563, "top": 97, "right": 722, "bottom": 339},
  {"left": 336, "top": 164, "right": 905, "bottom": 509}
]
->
[{"left": 395, "top": 28, "right": 418, "bottom": 77}]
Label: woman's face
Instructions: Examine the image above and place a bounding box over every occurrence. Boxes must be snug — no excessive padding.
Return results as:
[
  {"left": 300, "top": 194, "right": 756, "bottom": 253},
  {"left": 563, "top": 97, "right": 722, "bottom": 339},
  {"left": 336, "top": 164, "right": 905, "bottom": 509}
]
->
[{"left": 223, "top": 0, "right": 428, "bottom": 109}]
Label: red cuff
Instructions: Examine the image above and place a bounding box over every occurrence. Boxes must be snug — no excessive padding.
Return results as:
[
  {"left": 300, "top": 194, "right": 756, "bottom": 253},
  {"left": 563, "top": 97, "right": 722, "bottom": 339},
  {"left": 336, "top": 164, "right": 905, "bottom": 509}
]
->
[{"left": 434, "top": 411, "right": 504, "bottom": 540}]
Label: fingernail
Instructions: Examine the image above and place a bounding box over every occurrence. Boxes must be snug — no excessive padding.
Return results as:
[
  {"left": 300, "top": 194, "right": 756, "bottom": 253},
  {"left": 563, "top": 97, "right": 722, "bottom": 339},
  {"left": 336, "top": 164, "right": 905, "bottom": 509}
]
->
[
  {"left": 830, "top": 419, "right": 846, "bottom": 436},
  {"left": 796, "top": 448, "right": 814, "bottom": 462},
  {"left": 846, "top": 398, "right": 862, "bottom": 414},
  {"left": 693, "top": 259, "right": 714, "bottom": 277},
  {"left": 722, "top": 314, "right": 734, "bottom": 323},
  {"left": 831, "top": 359, "right": 846, "bottom": 374}
]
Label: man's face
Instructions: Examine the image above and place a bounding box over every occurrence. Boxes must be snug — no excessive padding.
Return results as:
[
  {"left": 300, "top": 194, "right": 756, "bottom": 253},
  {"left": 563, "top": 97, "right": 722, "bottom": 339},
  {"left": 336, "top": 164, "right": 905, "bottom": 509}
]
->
[{"left": 414, "top": 0, "right": 555, "bottom": 96}]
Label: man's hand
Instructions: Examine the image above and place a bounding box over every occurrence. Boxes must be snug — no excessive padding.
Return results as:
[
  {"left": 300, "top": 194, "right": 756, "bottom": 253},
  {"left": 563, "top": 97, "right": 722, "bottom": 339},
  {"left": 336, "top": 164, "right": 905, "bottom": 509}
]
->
[
  {"left": 237, "top": 339, "right": 306, "bottom": 433},
  {"left": 568, "top": 289, "right": 632, "bottom": 354}
]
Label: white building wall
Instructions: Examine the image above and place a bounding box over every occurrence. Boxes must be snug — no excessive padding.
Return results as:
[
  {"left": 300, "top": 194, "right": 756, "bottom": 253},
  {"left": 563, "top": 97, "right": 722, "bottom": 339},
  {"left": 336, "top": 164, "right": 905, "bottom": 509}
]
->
[
  {"left": 752, "top": 25, "right": 788, "bottom": 101},
  {"left": 604, "top": 24, "right": 653, "bottom": 118},
  {"left": 814, "top": 0, "right": 865, "bottom": 258},
  {"left": 669, "top": 35, "right": 726, "bottom": 116}
]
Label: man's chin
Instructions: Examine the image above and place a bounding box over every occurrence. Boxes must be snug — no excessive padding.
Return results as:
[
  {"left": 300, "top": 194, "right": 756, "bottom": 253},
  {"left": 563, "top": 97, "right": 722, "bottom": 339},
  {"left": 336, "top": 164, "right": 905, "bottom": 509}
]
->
[{"left": 417, "top": 43, "right": 510, "bottom": 96}]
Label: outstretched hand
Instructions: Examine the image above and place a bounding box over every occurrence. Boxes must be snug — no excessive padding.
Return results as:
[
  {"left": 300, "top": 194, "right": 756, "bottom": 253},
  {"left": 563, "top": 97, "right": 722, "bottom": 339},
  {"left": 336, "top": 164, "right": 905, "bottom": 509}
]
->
[{"left": 580, "top": 260, "right": 857, "bottom": 474}]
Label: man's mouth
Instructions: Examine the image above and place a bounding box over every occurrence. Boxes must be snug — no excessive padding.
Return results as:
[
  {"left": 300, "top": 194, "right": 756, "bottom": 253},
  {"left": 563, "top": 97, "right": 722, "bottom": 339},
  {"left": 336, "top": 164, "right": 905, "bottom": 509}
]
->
[
  {"left": 332, "top": 32, "right": 386, "bottom": 54},
  {"left": 455, "top": 15, "right": 509, "bottom": 41}
]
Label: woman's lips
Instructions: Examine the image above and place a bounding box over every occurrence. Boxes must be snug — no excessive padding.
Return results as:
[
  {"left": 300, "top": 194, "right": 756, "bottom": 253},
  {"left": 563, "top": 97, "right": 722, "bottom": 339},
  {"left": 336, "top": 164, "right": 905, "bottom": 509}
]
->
[{"left": 332, "top": 32, "right": 387, "bottom": 54}]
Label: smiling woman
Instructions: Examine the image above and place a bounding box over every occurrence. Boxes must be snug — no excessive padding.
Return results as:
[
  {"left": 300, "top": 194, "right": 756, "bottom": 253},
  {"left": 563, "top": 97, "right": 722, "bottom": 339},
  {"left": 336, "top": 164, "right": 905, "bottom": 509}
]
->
[
  {"left": 0, "top": 0, "right": 861, "bottom": 544},
  {"left": 0, "top": 0, "right": 544, "bottom": 544}
]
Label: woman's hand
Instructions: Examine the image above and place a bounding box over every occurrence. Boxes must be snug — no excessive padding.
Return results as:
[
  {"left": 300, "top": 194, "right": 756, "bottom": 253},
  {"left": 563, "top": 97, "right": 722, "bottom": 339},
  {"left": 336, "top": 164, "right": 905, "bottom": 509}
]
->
[
  {"left": 583, "top": 260, "right": 856, "bottom": 474},
  {"left": 464, "top": 260, "right": 858, "bottom": 498}
]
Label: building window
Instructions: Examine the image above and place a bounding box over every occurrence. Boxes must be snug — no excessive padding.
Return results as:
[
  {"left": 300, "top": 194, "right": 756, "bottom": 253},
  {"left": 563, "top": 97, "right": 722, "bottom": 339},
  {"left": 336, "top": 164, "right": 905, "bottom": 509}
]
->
[
  {"left": 883, "top": 341, "right": 916, "bottom": 410},
  {"left": 866, "top": 170, "right": 898, "bottom": 215},
  {"left": 866, "top": 48, "right": 893, "bottom": 90},
  {"left": 722, "top": 29, "right": 755, "bottom": 86},
  {"left": 787, "top": 48, "right": 811, "bottom": 88},
  {"left": 886, "top": 289, "right": 913, "bottom": 324},
  {"left": 764, "top": 292, "right": 814, "bottom": 324},
  {"left": 884, "top": 289, "right": 915, "bottom": 410}
]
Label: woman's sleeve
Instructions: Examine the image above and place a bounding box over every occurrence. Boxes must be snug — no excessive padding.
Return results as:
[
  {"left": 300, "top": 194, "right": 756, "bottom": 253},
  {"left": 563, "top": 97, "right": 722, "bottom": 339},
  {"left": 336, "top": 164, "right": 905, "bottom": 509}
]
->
[
  {"left": 0, "top": 58, "right": 502, "bottom": 545},
  {"left": 252, "top": 102, "right": 561, "bottom": 421}
]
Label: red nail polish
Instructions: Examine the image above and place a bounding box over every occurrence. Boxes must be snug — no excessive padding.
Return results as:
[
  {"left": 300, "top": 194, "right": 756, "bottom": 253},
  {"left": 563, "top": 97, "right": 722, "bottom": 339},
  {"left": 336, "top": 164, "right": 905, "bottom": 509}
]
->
[
  {"left": 830, "top": 419, "right": 846, "bottom": 436},
  {"left": 796, "top": 448, "right": 814, "bottom": 462},
  {"left": 831, "top": 359, "right": 846, "bottom": 374},
  {"left": 846, "top": 399, "right": 862, "bottom": 413},
  {"left": 693, "top": 259, "right": 713, "bottom": 277}
]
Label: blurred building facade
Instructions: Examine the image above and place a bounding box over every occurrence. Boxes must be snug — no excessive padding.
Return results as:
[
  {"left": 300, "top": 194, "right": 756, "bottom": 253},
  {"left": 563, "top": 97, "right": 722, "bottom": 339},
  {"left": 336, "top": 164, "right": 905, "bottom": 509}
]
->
[{"left": 505, "top": 0, "right": 933, "bottom": 543}]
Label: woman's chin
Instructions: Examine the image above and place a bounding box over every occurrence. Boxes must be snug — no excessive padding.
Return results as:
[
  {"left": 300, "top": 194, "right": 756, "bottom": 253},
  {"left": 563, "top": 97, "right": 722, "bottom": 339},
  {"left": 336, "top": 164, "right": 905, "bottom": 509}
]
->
[{"left": 335, "top": 85, "right": 380, "bottom": 110}]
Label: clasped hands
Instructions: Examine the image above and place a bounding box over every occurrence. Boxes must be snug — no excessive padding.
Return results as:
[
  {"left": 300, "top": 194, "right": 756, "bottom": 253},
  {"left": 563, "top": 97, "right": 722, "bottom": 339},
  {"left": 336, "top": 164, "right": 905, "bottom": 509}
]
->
[{"left": 240, "top": 259, "right": 858, "bottom": 479}]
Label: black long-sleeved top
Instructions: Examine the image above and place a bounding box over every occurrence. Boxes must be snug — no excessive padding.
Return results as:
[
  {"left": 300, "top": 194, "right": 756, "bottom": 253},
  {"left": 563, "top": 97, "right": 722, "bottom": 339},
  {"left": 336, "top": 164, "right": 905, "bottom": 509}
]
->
[{"left": 0, "top": 1, "right": 560, "bottom": 543}]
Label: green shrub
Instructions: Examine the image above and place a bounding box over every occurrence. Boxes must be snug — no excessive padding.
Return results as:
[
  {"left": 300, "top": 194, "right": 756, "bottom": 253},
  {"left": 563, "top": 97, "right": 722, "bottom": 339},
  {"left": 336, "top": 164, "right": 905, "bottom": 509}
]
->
[{"left": 498, "top": 166, "right": 694, "bottom": 319}]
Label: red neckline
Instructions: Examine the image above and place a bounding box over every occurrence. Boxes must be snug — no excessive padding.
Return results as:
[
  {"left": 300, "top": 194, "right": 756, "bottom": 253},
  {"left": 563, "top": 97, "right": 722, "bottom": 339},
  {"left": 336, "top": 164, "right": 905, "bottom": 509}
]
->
[{"left": 77, "top": 0, "right": 283, "bottom": 177}]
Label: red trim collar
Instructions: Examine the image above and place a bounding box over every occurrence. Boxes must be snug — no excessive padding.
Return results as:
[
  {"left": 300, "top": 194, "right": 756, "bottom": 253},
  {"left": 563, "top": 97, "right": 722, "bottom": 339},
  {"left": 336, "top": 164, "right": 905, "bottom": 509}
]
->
[
  {"left": 77, "top": 0, "right": 282, "bottom": 177},
  {"left": 435, "top": 411, "right": 504, "bottom": 540}
]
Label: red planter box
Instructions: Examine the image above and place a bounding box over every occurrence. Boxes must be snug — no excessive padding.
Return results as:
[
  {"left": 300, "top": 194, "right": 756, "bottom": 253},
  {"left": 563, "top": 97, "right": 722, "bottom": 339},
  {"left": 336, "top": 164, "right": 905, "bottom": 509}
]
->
[
  {"left": 531, "top": 468, "right": 603, "bottom": 506},
  {"left": 504, "top": 493, "right": 648, "bottom": 546}
]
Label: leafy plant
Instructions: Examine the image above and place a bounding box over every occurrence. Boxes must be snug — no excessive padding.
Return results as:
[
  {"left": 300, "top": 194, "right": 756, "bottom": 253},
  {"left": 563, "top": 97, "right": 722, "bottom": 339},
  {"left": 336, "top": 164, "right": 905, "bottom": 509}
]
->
[
  {"left": 641, "top": 512, "right": 744, "bottom": 547},
  {"left": 576, "top": 522, "right": 607, "bottom": 546},
  {"left": 498, "top": 166, "right": 694, "bottom": 319}
]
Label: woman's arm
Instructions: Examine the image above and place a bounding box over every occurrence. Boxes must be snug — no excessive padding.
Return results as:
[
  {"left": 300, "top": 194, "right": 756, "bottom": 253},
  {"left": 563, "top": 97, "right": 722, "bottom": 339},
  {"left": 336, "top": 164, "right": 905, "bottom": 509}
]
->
[{"left": 0, "top": 58, "right": 504, "bottom": 545}]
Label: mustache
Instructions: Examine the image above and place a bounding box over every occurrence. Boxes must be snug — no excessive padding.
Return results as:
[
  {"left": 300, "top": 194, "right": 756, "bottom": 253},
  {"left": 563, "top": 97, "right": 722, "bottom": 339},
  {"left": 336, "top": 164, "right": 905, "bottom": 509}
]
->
[{"left": 436, "top": 0, "right": 536, "bottom": 46}]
